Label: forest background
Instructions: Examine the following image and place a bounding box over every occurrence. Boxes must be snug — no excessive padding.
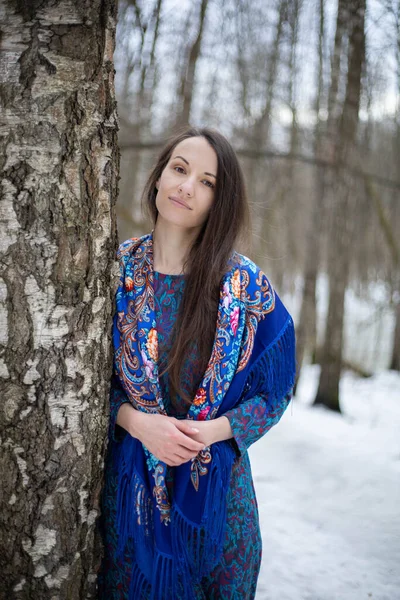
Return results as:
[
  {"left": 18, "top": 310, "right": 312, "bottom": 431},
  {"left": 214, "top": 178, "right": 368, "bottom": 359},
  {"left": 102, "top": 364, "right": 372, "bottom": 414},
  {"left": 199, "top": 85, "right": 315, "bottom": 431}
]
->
[
  {"left": 115, "top": 0, "right": 400, "bottom": 409},
  {"left": 1, "top": 0, "right": 399, "bottom": 598}
]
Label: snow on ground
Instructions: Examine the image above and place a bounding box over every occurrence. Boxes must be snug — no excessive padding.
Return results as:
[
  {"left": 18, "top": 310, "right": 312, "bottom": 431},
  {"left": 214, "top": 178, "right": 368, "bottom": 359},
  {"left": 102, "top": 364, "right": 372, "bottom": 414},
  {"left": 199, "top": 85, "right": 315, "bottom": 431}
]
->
[{"left": 252, "top": 365, "right": 400, "bottom": 600}]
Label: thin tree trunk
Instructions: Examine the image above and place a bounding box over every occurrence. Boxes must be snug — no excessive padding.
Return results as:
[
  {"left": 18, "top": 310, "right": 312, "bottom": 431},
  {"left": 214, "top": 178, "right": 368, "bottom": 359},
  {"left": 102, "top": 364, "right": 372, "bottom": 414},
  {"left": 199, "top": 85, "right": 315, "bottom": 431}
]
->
[
  {"left": 135, "top": 0, "right": 163, "bottom": 131},
  {"left": 365, "top": 175, "right": 400, "bottom": 372},
  {"left": 295, "top": 0, "right": 325, "bottom": 389},
  {"left": 0, "top": 2, "right": 119, "bottom": 598},
  {"left": 248, "top": 0, "right": 288, "bottom": 262},
  {"left": 175, "top": 0, "right": 209, "bottom": 128},
  {"left": 254, "top": 0, "right": 287, "bottom": 145},
  {"left": 389, "top": 0, "right": 400, "bottom": 370},
  {"left": 281, "top": 0, "right": 302, "bottom": 289},
  {"left": 234, "top": 0, "right": 253, "bottom": 122},
  {"left": 117, "top": 0, "right": 163, "bottom": 237},
  {"left": 327, "top": 0, "right": 348, "bottom": 137},
  {"left": 391, "top": 292, "right": 400, "bottom": 370},
  {"left": 315, "top": 0, "right": 366, "bottom": 411}
]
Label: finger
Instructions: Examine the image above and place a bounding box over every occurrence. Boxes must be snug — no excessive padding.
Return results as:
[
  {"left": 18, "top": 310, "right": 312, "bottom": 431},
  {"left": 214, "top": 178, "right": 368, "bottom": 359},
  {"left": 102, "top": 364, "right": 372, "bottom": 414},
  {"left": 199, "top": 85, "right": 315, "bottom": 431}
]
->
[
  {"left": 170, "top": 452, "right": 196, "bottom": 466},
  {"left": 176, "top": 445, "right": 199, "bottom": 460},
  {"left": 175, "top": 430, "right": 204, "bottom": 452},
  {"left": 165, "top": 455, "right": 185, "bottom": 467},
  {"left": 164, "top": 446, "right": 198, "bottom": 466},
  {"left": 174, "top": 420, "right": 200, "bottom": 435}
]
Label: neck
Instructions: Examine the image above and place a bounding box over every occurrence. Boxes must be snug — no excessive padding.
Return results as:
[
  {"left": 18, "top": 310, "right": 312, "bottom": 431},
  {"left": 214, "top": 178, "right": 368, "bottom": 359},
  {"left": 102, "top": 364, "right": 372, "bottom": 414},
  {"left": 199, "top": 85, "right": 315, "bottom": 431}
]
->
[{"left": 152, "top": 216, "right": 201, "bottom": 275}]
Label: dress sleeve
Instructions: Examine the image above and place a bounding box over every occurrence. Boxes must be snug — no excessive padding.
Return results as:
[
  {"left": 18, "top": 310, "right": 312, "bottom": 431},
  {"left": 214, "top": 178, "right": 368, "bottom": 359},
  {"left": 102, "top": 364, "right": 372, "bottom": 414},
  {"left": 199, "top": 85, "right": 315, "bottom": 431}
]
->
[
  {"left": 224, "top": 390, "right": 292, "bottom": 457},
  {"left": 109, "top": 372, "right": 130, "bottom": 442}
]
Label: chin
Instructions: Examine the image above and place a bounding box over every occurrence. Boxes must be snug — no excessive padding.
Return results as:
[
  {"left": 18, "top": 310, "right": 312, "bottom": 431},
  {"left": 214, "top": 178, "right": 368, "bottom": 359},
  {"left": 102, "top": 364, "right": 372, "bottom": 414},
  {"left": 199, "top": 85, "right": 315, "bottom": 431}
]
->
[{"left": 157, "top": 205, "right": 201, "bottom": 229}]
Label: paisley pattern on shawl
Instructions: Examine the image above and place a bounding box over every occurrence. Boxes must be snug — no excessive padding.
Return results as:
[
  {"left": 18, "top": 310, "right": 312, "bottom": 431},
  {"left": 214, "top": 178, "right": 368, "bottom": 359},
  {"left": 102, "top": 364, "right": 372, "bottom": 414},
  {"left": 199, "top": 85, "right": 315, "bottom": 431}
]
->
[{"left": 111, "top": 232, "right": 296, "bottom": 600}]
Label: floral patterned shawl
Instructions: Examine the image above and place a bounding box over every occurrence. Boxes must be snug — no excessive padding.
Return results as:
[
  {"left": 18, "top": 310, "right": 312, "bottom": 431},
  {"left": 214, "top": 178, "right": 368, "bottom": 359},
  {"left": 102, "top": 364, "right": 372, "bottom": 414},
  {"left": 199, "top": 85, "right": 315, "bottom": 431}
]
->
[{"left": 111, "top": 232, "right": 296, "bottom": 599}]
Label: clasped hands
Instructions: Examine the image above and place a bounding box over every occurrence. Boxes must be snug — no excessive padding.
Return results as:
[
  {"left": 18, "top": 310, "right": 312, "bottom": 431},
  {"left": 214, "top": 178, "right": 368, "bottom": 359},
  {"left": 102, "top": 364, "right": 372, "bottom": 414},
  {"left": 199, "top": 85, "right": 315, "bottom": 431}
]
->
[{"left": 125, "top": 409, "right": 232, "bottom": 467}]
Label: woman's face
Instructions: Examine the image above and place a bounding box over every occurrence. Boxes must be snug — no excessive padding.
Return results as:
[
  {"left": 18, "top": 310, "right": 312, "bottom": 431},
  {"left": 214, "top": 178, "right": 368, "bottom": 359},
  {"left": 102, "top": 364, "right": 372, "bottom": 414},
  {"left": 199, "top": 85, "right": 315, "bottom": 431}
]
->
[{"left": 155, "top": 136, "right": 218, "bottom": 230}]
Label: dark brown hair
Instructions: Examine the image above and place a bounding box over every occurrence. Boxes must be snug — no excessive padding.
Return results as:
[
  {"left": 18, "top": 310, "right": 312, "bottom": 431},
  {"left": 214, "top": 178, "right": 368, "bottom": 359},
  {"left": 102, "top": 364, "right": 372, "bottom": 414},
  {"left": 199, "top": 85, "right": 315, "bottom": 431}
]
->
[{"left": 141, "top": 126, "right": 250, "bottom": 406}]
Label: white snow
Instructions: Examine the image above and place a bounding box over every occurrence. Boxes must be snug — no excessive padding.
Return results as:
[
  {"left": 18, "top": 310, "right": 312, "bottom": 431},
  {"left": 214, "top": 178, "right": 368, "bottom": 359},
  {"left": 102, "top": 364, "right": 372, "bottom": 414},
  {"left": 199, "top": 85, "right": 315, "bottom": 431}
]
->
[{"left": 252, "top": 365, "right": 400, "bottom": 600}]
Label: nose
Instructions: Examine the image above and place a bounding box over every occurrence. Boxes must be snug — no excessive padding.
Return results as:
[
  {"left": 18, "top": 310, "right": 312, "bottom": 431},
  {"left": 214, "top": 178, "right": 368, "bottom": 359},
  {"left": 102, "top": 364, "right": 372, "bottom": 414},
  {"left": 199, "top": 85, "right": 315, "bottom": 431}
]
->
[{"left": 179, "top": 177, "right": 194, "bottom": 197}]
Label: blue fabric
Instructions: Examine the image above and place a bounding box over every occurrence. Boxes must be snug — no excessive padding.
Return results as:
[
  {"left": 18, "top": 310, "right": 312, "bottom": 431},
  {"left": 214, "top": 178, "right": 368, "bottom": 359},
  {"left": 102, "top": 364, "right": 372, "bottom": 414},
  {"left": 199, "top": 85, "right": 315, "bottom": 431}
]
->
[
  {"left": 98, "top": 387, "right": 293, "bottom": 598},
  {"left": 100, "top": 232, "right": 296, "bottom": 599},
  {"left": 100, "top": 271, "right": 291, "bottom": 598},
  {"left": 153, "top": 271, "right": 201, "bottom": 418}
]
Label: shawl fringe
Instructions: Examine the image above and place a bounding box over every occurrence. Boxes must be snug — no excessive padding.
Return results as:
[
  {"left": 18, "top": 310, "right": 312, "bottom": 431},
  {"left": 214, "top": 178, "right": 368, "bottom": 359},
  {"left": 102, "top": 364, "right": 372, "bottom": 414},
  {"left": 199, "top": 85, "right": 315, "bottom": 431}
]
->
[
  {"left": 244, "top": 316, "right": 296, "bottom": 401},
  {"left": 115, "top": 438, "right": 235, "bottom": 599},
  {"left": 171, "top": 441, "right": 235, "bottom": 579},
  {"left": 114, "top": 437, "right": 154, "bottom": 580}
]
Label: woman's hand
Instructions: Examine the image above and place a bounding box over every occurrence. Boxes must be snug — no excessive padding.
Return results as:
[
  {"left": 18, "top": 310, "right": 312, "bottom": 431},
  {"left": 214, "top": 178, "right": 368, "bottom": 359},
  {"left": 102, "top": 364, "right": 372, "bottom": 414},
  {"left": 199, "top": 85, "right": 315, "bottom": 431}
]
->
[
  {"left": 183, "top": 416, "right": 233, "bottom": 448},
  {"left": 120, "top": 406, "right": 205, "bottom": 467}
]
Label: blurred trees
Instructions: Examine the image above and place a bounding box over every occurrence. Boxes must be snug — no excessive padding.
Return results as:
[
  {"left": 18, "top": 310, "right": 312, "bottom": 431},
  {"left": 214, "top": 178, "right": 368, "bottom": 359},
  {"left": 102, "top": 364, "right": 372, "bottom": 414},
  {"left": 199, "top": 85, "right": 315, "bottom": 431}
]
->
[
  {"left": 315, "top": 0, "right": 366, "bottom": 411},
  {"left": 174, "top": 0, "right": 210, "bottom": 129},
  {"left": 295, "top": 0, "right": 325, "bottom": 392},
  {"left": 115, "top": 0, "right": 400, "bottom": 407}
]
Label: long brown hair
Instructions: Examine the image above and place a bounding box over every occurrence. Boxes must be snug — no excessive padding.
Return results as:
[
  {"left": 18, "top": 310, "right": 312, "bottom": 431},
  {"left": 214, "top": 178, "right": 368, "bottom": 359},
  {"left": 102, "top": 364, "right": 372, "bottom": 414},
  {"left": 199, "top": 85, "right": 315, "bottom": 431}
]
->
[{"left": 141, "top": 126, "right": 250, "bottom": 406}]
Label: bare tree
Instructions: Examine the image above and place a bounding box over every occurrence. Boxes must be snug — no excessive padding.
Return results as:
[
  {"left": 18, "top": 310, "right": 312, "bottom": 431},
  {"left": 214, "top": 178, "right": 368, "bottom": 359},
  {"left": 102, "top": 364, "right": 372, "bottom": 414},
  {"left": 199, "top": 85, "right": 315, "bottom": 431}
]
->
[
  {"left": 0, "top": 2, "right": 119, "bottom": 598},
  {"left": 389, "top": 0, "right": 400, "bottom": 370},
  {"left": 315, "top": 0, "right": 366, "bottom": 411},
  {"left": 234, "top": 0, "right": 288, "bottom": 270},
  {"left": 174, "top": 0, "right": 210, "bottom": 129},
  {"left": 281, "top": 0, "right": 302, "bottom": 282},
  {"left": 116, "top": 0, "right": 164, "bottom": 241},
  {"left": 295, "top": 0, "right": 326, "bottom": 388}
]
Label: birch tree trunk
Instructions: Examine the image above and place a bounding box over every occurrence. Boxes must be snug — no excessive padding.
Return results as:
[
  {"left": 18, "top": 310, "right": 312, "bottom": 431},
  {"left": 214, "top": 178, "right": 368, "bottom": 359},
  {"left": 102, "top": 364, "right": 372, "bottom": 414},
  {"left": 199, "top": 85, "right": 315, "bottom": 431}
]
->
[{"left": 0, "top": 1, "right": 119, "bottom": 598}]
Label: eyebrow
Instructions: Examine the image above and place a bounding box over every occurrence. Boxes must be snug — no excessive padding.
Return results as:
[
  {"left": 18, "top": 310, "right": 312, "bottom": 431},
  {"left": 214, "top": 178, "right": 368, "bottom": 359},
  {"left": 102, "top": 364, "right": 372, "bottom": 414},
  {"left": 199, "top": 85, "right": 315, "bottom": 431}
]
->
[{"left": 173, "top": 155, "right": 216, "bottom": 179}]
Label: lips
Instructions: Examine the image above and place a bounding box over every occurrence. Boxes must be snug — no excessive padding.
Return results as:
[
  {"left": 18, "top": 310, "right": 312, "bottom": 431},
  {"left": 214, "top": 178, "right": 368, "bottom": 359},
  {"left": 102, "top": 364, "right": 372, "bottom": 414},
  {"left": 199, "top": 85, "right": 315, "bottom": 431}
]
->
[{"left": 169, "top": 196, "right": 192, "bottom": 210}]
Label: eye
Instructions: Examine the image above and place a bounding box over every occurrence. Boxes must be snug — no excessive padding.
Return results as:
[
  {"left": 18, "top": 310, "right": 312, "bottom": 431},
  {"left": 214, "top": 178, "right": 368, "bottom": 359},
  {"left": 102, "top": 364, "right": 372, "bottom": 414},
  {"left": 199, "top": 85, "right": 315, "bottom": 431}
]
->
[
  {"left": 174, "top": 165, "right": 185, "bottom": 173},
  {"left": 203, "top": 180, "right": 214, "bottom": 189}
]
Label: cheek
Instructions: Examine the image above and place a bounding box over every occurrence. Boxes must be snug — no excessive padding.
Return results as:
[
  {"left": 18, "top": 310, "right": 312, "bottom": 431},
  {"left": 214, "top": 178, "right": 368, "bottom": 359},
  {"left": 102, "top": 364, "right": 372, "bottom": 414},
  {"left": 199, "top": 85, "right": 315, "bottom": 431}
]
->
[
  {"left": 201, "top": 194, "right": 215, "bottom": 214},
  {"left": 159, "top": 169, "right": 175, "bottom": 188},
  {"left": 196, "top": 198, "right": 214, "bottom": 225}
]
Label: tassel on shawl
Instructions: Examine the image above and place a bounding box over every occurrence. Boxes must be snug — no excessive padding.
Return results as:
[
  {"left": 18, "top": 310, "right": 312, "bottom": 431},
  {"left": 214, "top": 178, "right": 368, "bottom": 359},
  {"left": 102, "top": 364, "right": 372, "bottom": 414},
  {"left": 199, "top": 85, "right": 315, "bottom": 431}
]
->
[
  {"left": 244, "top": 316, "right": 296, "bottom": 402},
  {"left": 128, "top": 561, "right": 151, "bottom": 600},
  {"left": 114, "top": 436, "right": 154, "bottom": 581},
  {"left": 128, "top": 550, "right": 206, "bottom": 600},
  {"left": 117, "top": 439, "right": 235, "bottom": 600},
  {"left": 128, "top": 552, "right": 177, "bottom": 600},
  {"left": 171, "top": 441, "right": 235, "bottom": 581}
]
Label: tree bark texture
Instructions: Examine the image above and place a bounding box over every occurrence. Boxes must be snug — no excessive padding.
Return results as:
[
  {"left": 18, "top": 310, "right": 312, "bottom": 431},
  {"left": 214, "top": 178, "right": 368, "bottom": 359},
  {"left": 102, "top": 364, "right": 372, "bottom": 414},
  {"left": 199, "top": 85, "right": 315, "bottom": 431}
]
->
[{"left": 0, "top": 1, "right": 119, "bottom": 598}]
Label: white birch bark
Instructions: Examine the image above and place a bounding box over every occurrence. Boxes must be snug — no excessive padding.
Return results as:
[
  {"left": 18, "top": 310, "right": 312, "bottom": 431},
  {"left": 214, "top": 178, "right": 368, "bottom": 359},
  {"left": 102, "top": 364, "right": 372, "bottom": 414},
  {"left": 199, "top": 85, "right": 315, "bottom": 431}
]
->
[{"left": 0, "top": 1, "right": 119, "bottom": 598}]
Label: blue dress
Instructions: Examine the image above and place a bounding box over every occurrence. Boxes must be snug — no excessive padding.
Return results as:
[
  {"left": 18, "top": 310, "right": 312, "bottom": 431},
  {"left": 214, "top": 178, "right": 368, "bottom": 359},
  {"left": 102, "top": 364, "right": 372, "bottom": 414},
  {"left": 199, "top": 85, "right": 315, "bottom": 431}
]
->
[{"left": 98, "top": 271, "right": 291, "bottom": 599}]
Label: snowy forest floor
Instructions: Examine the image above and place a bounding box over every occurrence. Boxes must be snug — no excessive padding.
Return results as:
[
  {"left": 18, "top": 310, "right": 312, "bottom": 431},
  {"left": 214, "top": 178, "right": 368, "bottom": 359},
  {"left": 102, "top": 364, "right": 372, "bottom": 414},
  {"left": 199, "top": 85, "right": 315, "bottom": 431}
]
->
[{"left": 252, "top": 365, "right": 400, "bottom": 600}]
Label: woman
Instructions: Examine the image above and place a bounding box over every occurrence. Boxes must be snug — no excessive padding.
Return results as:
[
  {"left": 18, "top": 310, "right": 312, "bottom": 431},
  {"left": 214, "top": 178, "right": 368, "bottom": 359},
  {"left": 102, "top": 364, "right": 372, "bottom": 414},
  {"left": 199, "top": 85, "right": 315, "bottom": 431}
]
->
[{"left": 97, "top": 126, "right": 296, "bottom": 599}]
